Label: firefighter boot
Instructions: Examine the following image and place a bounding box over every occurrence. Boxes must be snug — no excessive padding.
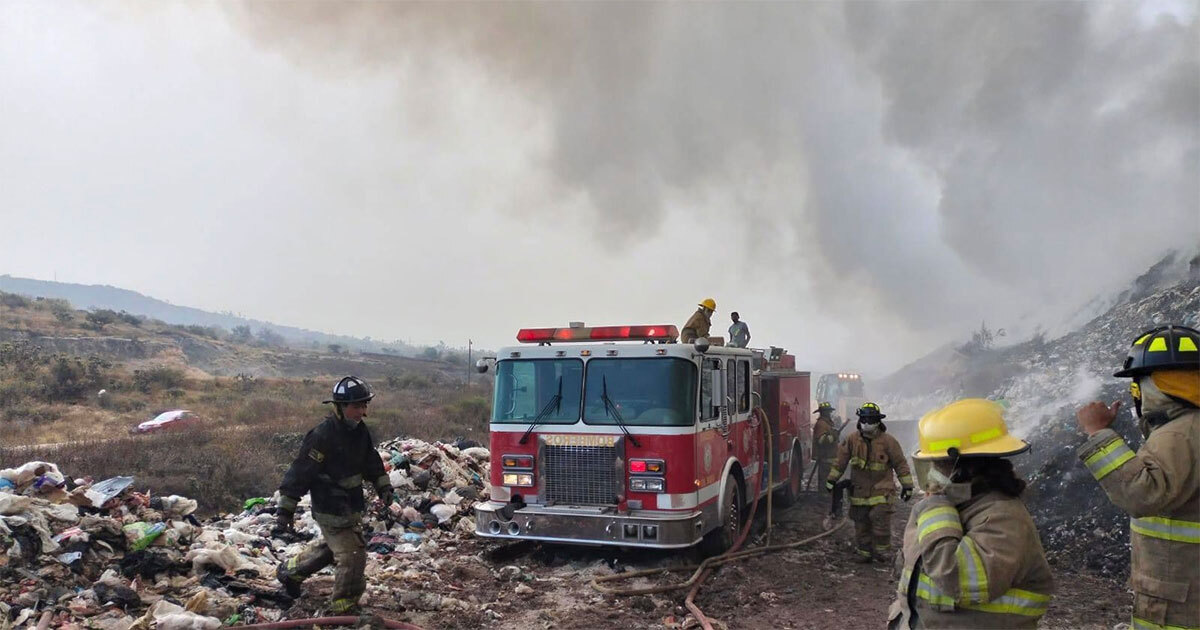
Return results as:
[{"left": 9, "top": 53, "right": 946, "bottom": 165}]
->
[{"left": 275, "top": 562, "right": 304, "bottom": 598}]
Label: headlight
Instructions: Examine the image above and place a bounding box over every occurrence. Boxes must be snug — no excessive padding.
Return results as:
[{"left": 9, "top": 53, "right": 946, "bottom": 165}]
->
[
  {"left": 629, "top": 477, "right": 665, "bottom": 493},
  {"left": 502, "top": 473, "right": 534, "bottom": 487}
]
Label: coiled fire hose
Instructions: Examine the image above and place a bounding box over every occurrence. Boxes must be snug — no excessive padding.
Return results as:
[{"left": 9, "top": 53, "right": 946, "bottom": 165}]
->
[{"left": 591, "top": 407, "right": 848, "bottom": 629}]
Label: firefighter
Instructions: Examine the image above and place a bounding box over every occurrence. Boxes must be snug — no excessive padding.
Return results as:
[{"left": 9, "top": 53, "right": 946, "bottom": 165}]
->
[
  {"left": 274, "top": 376, "right": 394, "bottom": 614},
  {"left": 811, "top": 401, "right": 839, "bottom": 490},
  {"left": 827, "top": 402, "right": 914, "bottom": 562},
  {"left": 1076, "top": 324, "right": 1199, "bottom": 630},
  {"left": 681, "top": 298, "right": 716, "bottom": 344},
  {"left": 889, "top": 398, "right": 1054, "bottom": 629},
  {"left": 728, "top": 311, "right": 751, "bottom": 348}
]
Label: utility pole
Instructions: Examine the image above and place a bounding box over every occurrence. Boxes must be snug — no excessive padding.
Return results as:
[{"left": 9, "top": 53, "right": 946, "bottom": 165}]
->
[{"left": 467, "top": 339, "right": 472, "bottom": 388}]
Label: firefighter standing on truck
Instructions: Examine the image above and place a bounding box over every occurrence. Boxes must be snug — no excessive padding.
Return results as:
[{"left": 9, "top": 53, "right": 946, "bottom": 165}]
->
[
  {"left": 681, "top": 298, "right": 716, "bottom": 343},
  {"left": 888, "top": 398, "right": 1054, "bottom": 629},
  {"left": 827, "top": 402, "right": 913, "bottom": 562},
  {"left": 274, "top": 376, "right": 394, "bottom": 615},
  {"left": 1076, "top": 324, "right": 1199, "bottom": 630},
  {"left": 812, "top": 402, "right": 839, "bottom": 490}
]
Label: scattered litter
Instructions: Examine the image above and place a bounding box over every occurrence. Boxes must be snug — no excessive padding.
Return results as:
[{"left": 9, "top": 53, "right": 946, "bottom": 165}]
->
[{"left": 0, "top": 437, "right": 491, "bottom": 628}]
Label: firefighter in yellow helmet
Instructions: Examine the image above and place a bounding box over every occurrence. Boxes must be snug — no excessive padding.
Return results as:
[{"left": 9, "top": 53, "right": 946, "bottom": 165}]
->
[
  {"left": 888, "top": 399, "right": 1054, "bottom": 629},
  {"left": 681, "top": 298, "right": 716, "bottom": 344},
  {"left": 1076, "top": 324, "right": 1199, "bottom": 630},
  {"left": 827, "top": 402, "right": 913, "bottom": 562}
]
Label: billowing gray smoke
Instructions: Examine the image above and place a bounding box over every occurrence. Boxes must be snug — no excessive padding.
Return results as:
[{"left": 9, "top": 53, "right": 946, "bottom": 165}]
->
[{"left": 223, "top": 2, "right": 1198, "bottom": 339}]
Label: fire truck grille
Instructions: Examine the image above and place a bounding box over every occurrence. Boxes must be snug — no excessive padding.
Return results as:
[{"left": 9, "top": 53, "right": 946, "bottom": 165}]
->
[{"left": 543, "top": 445, "right": 619, "bottom": 506}]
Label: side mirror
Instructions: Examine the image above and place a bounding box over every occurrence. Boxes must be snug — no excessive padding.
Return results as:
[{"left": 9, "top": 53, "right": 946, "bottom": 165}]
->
[
  {"left": 474, "top": 359, "right": 490, "bottom": 374},
  {"left": 694, "top": 337, "right": 711, "bottom": 353}
]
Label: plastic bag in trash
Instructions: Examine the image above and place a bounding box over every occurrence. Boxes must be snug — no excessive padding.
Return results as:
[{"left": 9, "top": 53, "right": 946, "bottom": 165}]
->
[
  {"left": 86, "top": 476, "right": 135, "bottom": 508},
  {"left": 430, "top": 504, "right": 456, "bottom": 524},
  {"left": 123, "top": 522, "right": 167, "bottom": 551},
  {"left": 242, "top": 497, "right": 268, "bottom": 511}
]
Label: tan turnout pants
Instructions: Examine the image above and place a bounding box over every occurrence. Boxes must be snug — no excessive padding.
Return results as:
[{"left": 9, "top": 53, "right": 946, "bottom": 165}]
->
[
  {"left": 850, "top": 503, "right": 894, "bottom": 558},
  {"left": 286, "top": 516, "right": 367, "bottom": 612}
]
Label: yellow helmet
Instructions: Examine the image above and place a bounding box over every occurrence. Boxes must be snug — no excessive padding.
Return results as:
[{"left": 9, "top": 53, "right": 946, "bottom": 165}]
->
[
  {"left": 913, "top": 398, "right": 1029, "bottom": 460},
  {"left": 698, "top": 298, "right": 717, "bottom": 311}
]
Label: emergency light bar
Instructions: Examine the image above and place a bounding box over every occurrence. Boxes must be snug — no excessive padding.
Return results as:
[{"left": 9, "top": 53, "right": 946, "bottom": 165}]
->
[{"left": 516, "top": 325, "right": 679, "bottom": 343}]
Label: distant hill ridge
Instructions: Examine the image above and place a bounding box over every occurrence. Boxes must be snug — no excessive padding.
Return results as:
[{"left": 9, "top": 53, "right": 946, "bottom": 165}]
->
[{"left": 0, "top": 275, "right": 412, "bottom": 355}]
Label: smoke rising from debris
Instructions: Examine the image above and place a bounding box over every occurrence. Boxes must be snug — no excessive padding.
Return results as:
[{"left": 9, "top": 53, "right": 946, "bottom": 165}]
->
[{"left": 224, "top": 1, "right": 1199, "bottom": 337}]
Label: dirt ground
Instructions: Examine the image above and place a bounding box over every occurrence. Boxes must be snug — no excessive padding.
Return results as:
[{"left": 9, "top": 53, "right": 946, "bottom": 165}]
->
[{"left": 286, "top": 492, "right": 1131, "bottom": 629}]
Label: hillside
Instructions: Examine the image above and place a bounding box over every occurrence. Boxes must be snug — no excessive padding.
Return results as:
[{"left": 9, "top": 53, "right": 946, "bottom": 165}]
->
[
  {"left": 874, "top": 249, "right": 1200, "bottom": 579},
  {"left": 0, "top": 275, "right": 419, "bottom": 355},
  {"left": 0, "top": 290, "right": 477, "bottom": 447}
]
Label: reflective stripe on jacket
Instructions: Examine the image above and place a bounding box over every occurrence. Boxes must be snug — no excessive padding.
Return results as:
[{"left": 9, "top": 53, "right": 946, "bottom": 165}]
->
[
  {"left": 828, "top": 428, "right": 913, "bottom": 504},
  {"left": 889, "top": 492, "right": 1055, "bottom": 629},
  {"left": 1078, "top": 407, "right": 1200, "bottom": 630}
]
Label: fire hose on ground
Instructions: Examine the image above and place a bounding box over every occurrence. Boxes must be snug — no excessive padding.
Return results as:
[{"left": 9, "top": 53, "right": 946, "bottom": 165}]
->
[
  {"left": 235, "top": 616, "right": 425, "bottom": 629},
  {"left": 591, "top": 406, "right": 848, "bottom": 629}
]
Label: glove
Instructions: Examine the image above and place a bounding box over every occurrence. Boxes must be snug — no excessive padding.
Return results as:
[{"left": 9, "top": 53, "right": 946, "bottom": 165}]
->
[
  {"left": 900, "top": 487, "right": 913, "bottom": 502},
  {"left": 272, "top": 509, "right": 294, "bottom": 536},
  {"left": 378, "top": 487, "right": 394, "bottom": 507},
  {"left": 824, "top": 480, "right": 835, "bottom": 493}
]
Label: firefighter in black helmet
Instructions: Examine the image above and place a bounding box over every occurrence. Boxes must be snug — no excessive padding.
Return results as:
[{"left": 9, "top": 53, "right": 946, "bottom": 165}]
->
[
  {"left": 274, "top": 376, "right": 393, "bottom": 614},
  {"left": 827, "top": 402, "right": 913, "bottom": 562},
  {"left": 1076, "top": 325, "right": 1200, "bottom": 630}
]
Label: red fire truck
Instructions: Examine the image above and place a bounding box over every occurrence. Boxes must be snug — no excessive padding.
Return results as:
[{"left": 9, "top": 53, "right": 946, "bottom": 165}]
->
[{"left": 473, "top": 323, "right": 811, "bottom": 552}]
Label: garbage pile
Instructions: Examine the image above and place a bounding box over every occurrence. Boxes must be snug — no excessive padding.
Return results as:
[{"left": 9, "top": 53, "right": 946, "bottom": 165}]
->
[
  {"left": 0, "top": 438, "right": 491, "bottom": 628},
  {"left": 876, "top": 252, "right": 1200, "bottom": 581}
]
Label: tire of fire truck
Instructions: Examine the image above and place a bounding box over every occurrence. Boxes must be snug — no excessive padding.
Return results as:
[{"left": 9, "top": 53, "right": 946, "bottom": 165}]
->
[
  {"left": 699, "top": 471, "right": 744, "bottom": 557},
  {"left": 774, "top": 444, "right": 804, "bottom": 508}
]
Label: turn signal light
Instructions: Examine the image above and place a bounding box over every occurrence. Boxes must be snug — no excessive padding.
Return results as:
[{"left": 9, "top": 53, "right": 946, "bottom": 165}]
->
[
  {"left": 629, "top": 459, "right": 664, "bottom": 474},
  {"left": 501, "top": 455, "right": 533, "bottom": 470}
]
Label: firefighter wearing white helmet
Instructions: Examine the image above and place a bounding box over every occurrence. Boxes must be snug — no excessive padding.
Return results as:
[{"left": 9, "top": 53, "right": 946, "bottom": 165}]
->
[
  {"left": 827, "top": 402, "right": 913, "bottom": 562},
  {"left": 1076, "top": 324, "right": 1200, "bottom": 630},
  {"left": 888, "top": 398, "right": 1054, "bottom": 629},
  {"left": 681, "top": 298, "right": 716, "bottom": 344}
]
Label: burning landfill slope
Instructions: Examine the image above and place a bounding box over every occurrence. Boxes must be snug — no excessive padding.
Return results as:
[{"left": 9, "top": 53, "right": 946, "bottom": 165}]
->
[
  {"left": 876, "top": 250, "right": 1200, "bottom": 580},
  {"left": 0, "top": 437, "right": 490, "bottom": 628}
]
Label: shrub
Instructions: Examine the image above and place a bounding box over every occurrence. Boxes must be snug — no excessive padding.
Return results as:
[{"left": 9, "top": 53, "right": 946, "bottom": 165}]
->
[
  {"left": 85, "top": 309, "right": 118, "bottom": 331},
  {"left": 117, "top": 311, "right": 143, "bottom": 327},
  {"left": 0, "top": 292, "right": 31, "bottom": 309},
  {"left": 132, "top": 366, "right": 187, "bottom": 393}
]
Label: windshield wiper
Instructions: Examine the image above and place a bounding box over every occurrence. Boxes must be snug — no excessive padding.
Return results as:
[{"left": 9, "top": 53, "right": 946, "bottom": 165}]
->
[
  {"left": 601, "top": 376, "right": 641, "bottom": 448},
  {"left": 519, "top": 377, "right": 562, "bottom": 445}
]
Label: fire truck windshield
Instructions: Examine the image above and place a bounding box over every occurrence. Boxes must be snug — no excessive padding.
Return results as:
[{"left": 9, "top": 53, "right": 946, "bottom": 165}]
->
[
  {"left": 493, "top": 359, "right": 583, "bottom": 423},
  {"left": 582, "top": 358, "right": 697, "bottom": 426}
]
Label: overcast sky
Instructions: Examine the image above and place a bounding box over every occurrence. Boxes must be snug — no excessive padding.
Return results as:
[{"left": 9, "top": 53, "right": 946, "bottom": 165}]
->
[{"left": 1, "top": 1, "right": 1196, "bottom": 376}]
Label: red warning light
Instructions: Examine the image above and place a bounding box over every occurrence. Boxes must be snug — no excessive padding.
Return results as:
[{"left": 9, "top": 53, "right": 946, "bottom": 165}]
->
[{"left": 516, "top": 325, "right": 679, "bottom": 343}]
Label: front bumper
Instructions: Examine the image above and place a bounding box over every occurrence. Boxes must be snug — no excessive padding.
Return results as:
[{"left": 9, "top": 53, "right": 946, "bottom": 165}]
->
[{"left": 474, "top": 502, "right": 706, "bottom": 548}]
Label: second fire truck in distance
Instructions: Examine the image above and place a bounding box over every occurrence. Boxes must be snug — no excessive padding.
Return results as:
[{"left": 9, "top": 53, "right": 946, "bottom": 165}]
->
[{"left": 473, "top": 323, "right": 811, "bottom": 553}]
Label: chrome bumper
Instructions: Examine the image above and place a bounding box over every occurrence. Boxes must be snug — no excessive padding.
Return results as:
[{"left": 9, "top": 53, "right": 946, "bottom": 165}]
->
[{"left": 474, "top": 502, "right": 707, "bottom": 548}]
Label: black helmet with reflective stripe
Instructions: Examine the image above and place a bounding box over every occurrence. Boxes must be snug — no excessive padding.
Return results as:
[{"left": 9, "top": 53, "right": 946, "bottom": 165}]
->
[
  {"left": 1113, "top": 325, "right": 1200, "bottom": 378},
  {"left": 856, "top": 401, "right": 886, "bottom": 421},
  {"left": 323, "top": 376, "right": 375, "bottom": 404},
  {"left": 815, "top": 401, "right": 834, "bottom": 415}
]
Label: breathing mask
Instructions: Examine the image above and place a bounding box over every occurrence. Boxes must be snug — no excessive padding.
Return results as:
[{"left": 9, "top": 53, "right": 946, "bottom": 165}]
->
[{"left": 858, "top": 420, "right": 882, "bottom": 438}]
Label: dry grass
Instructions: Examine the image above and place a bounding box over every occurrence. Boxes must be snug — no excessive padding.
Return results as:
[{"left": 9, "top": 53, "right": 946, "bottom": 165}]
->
[{"left": 0, "top": 291, "right": 492, "bottom": 515}]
